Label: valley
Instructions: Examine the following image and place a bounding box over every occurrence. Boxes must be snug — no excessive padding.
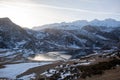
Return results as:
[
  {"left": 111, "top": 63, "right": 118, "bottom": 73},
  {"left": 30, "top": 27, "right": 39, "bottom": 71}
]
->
[
  {"left": 0, "top": 49, "right": 119, "bottom": 80},
  {"left": 0, "top": 17, "right": 120, "bottom": 80}
]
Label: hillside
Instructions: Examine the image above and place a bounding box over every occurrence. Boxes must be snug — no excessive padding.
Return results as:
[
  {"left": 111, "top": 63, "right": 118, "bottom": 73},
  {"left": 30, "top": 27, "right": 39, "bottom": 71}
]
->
[
  {"left": 0, "top": 17, "right": 120, "bottom": 63},
  {"left": 16, "top": 50, "right": 120, "bottom": 80}
]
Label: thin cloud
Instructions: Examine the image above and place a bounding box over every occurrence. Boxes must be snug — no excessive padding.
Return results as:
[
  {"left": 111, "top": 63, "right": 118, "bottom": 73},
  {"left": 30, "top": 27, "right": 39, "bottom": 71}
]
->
[
  {"left": 0, "top": 1, "right": 120, "bottom": 16},
  {"left": 36, "top": 4, "right": 120, "bottom": 16}
]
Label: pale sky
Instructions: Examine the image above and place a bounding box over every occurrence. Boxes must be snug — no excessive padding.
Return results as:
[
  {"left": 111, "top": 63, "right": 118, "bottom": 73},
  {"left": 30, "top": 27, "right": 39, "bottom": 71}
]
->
[{"left": 0, "top": 0, "right": 120, "bottom": 28}]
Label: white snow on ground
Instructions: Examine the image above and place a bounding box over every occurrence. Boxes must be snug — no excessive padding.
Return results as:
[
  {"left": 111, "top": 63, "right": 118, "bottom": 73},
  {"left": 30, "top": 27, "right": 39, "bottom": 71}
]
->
[
  {"left": 69, "top": 44, "right": 80, "bottom": 49},
  {"left": 96, "top": 35, "right": 108, "bottom": 40},
  {"left": 0, "top": 49, "right": 9, "bottom": 52},
  {"left": 19, "top": 73, "right": 36, "bottom": 80},
  {"left": 61, "top": 72, "right": 71, "bottom": 79},
  {"left": 41, "top": 69, "right": 56, "bottom": 77},
  {"left": 17, "top": 40, "right": 26, "bottom": 46},
  {"left": 3, "top": 51, "right": 16, "bottom": 56},
  {"left": 0, "top": 62, "right": 51, "bottom": 79},
  {"left": 76, "top": 62, "right": 91, "bottom": 66}
]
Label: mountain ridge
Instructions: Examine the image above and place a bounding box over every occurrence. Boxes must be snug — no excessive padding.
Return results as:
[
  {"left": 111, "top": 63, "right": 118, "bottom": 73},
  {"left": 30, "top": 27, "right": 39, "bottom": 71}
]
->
[{"left": 33, "top": 18, "right": 120, "bottom": 30}]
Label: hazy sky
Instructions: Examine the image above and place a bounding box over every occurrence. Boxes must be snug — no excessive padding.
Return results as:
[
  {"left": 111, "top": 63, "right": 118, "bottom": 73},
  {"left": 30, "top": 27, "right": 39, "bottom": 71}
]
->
[{"left": 0, "top": 0, "right": 120, "bottom": 28}]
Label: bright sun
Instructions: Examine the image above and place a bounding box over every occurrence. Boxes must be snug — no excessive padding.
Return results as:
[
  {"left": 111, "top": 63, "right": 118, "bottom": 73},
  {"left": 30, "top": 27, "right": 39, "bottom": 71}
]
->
[{"left": 0, "top": 1, "right": 56, "bottom": 28}]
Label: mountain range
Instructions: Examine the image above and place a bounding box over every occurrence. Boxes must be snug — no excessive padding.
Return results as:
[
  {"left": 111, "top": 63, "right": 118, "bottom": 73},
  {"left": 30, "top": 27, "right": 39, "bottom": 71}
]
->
[
  {"left": 33, "top": 18, "right": 120, "bottom": 30},
  {"left": 0, "top": 17, "right": 120, "bottom": 58}
]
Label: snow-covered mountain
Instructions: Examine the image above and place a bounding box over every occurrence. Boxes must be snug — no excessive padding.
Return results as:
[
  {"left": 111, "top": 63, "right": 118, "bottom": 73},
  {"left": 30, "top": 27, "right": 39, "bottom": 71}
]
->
[
  {"left": 0, "top": 17, "right": 120, "bottom": 60},
  {"left": 31, "top": 18, "right": 120, "bottom": 51},
  {"left": 33, "top": 18, "right": 120, "bottom": 30},
  {"left": 90, "top": 19, "right": 120, "bottom": 27}
]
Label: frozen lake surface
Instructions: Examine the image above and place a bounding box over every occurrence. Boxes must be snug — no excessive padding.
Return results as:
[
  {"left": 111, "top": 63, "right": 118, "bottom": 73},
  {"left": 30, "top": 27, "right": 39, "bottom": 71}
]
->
[{"left": 0, "top": 62, "right": 51, "bottom": 79}]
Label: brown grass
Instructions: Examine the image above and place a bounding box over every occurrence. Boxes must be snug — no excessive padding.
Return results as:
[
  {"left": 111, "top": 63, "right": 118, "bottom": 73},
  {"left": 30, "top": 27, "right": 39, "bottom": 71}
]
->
[{"left": 78, "top": 66, "right": 120, "bottom": 80}]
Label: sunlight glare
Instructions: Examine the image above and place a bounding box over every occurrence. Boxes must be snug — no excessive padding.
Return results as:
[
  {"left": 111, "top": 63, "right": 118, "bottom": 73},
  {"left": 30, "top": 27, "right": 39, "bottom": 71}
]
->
[{"left": 0, "top": 1, "right": 55, "bottom": 28}]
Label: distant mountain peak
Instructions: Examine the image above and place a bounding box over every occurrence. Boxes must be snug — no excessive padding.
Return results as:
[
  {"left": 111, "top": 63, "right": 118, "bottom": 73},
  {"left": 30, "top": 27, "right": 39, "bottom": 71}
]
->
[
  {"left": 33, "top": 18, "right": 120, "bottom": 30},
  {"left": 105, "top": 18, "right": 116, "bottom": 21},
  {"left": 0, "top": 17, "right": 25, "bottom": 34},
  {"left": 91, "top": 19, "right": 100, "bottom": 22},
  {"left": 104, "top": 18, "right": 116, "bottom": 21},
  {"left": 0, "top": 17, "right": 12, "bottom": 23}
]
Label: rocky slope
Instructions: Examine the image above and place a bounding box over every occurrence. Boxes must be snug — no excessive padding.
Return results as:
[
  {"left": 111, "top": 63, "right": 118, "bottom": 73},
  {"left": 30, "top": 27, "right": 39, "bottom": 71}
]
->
[{"left": 0, "top": 17, "right": 33, "bottom": 49}]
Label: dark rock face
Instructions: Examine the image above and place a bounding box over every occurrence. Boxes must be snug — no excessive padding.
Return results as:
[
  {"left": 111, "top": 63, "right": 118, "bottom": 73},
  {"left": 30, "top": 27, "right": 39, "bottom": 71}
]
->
[{"left": 0, "top": 17, "right": 33, "bottom": 49}]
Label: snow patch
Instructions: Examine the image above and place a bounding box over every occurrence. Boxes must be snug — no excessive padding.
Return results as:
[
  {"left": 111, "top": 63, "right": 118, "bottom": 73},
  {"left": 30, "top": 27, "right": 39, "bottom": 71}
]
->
[{"left": 19, "top": 73, "right": 36, "bottom": 80}]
